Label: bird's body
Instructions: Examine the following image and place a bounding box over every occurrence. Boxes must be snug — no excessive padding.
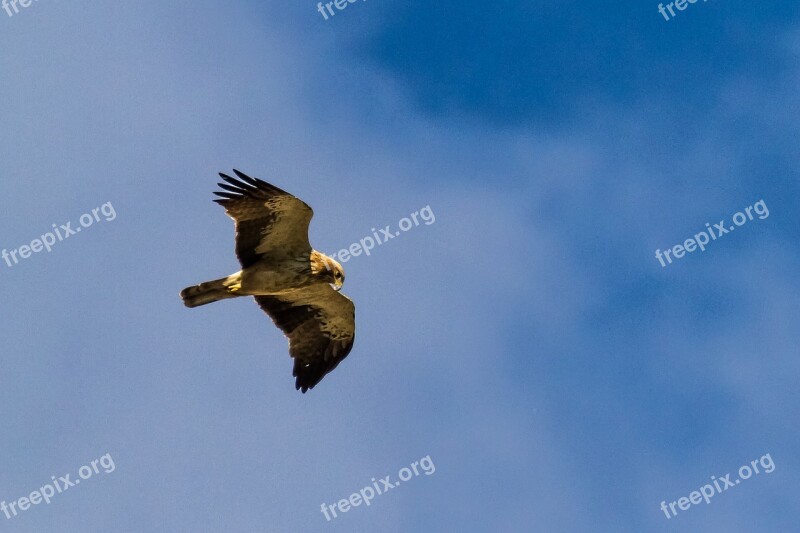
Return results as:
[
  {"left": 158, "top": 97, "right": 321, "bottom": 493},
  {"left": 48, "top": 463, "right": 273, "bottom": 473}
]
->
[{"left": 180, "top": 170, "right": 355, "bottom": 393}]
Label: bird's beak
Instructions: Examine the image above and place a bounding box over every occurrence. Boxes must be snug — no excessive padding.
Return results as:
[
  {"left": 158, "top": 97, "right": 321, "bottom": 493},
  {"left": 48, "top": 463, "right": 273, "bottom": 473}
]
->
[{"left": 330, "top": 281, "right": 342, "bottom": 292}]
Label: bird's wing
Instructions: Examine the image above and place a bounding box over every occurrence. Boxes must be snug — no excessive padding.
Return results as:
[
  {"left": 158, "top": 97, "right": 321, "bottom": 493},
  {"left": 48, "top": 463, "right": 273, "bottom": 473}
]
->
[
  {"left": 254, "top": 284, "right": 355, "bottom": 393},
  {"left": 213, "top": 170, "right": 314, "bottom": 268}
]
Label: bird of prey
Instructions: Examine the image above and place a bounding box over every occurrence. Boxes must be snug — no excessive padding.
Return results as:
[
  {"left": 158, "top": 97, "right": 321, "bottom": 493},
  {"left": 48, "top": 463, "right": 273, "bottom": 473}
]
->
[{"left": 180, "top": 170, "right": 355, "bottom": 393}]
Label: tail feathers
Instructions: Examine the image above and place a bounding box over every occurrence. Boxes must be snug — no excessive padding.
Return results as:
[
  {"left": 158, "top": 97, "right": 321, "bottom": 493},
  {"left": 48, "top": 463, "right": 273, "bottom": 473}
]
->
[{"left": 181, "top": 277, "right": 236, "bottom": 308}]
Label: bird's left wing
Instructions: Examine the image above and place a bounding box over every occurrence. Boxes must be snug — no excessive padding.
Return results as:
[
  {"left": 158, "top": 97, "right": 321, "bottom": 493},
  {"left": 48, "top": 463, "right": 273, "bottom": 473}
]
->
[
  {"left": 254, "top": 284, "right": 356, "bottom": 393},
  {"left": 213, "top": 170, "right": 314, "bottom": 268}
]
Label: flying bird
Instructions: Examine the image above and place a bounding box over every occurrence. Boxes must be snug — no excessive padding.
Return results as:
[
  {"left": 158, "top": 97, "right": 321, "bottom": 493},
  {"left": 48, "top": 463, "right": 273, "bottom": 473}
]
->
[{"left": 180, "top": 170, "right": 355, "bottom": 393}]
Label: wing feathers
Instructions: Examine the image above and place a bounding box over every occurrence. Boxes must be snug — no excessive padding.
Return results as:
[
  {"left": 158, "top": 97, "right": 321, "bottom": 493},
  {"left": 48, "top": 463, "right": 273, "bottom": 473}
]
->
[
  {"left": 255, "top": 286, "right": 355, "bottom": 393},
  {"left": 213, "top": 170, "right": 314, "bottom": 268},
  {"left": 232, "top": 168, "right": 261, "bottom": 187},
  {"left": 212, "top": 191, "right": 240, "bottom": 200},
  {"left": 189, "top": 170, "right": 357, "bottom": 394},
  {"left": 216, "top": 182, "right": 247, "bottom": 194}
]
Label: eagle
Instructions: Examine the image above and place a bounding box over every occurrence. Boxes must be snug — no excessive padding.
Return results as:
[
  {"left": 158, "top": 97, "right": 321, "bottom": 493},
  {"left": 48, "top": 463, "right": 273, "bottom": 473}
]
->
[{"left": 180, "top": 170, "right": 355, "bottom": 393}]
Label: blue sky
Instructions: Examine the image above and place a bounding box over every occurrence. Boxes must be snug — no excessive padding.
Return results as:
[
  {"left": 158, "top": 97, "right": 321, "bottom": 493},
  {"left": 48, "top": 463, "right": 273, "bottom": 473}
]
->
[{"left": 0, "top": 0, "right": 798, "bottom": 531}]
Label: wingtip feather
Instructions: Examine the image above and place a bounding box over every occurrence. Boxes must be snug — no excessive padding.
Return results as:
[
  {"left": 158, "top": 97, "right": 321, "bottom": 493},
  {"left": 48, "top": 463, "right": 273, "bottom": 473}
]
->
[{"left": 232, "top": 169, "right": 261, "bottom": 187}]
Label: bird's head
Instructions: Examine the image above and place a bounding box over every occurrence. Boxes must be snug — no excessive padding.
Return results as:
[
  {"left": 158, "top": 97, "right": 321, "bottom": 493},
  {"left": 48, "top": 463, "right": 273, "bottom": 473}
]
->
[{"left": 311, "top": 251, "right": 345, "bottom": 291}]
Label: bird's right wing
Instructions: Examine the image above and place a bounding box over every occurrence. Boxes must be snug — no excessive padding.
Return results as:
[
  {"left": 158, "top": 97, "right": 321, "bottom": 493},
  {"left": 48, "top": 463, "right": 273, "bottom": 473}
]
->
[
  {"left": 213, "top": 170, "right": 314, "bottom": 268},
  {"left": 254, "top": 284, "right": 356, "bottom": 393}
]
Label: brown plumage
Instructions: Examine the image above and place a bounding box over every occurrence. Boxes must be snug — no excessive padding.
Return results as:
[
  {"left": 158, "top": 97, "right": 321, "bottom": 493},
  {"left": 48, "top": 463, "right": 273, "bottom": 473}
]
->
[{"left": 180, "top": 170, "right": 355, "bottom": 393}]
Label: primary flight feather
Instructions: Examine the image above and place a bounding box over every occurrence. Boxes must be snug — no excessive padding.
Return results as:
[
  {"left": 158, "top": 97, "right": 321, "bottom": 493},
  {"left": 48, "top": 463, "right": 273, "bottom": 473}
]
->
[{"left": 180, "top": 170, "right": 355, "bottom": 393}]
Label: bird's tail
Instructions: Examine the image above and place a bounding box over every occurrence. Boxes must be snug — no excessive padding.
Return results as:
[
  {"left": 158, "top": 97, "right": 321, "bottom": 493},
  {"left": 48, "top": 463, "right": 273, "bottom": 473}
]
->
[{"left": 180, "top": 277, "right": 238, "bottom": 308}]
